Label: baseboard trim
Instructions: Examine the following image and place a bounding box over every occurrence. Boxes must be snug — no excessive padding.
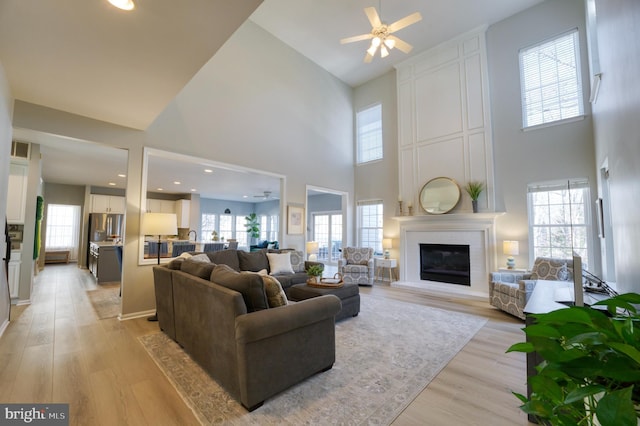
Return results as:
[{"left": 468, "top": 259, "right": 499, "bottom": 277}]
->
[
  {"left": 0, "top": 318, "right": 9, "bottom": 339},
  {"left": 118, "top": 309, "right": 156, "bottom": 322}
]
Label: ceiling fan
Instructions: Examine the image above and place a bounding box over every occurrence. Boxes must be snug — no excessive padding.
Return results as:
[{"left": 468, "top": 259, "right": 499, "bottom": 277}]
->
[
  {"left": 340, "top": 5, "right": 422, "bottom": 63},
  {"left": 254, "top": 191, "right": 273, "bottom": 200}
]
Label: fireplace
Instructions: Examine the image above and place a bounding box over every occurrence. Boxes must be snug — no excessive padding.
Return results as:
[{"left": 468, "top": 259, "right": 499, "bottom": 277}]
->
[{"left": 420, "top": 243, "right": 471, "bottom": 286}]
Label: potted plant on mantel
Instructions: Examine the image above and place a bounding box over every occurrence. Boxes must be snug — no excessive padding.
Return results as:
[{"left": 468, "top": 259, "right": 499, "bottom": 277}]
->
[
  {"left": 464, "top": 181, "right": 485, "bottom": 213},
  {"left": 507, "top": 293, "right": 640, "bottom": 426}
]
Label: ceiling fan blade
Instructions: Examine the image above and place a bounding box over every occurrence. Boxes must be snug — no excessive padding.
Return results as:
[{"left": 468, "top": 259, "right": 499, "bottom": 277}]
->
[
  {"left": 364, "top": 7, "right": 382, "bottom": 28},
  {"left": 340, "top": 33, "right": 373, "bottom": 44},
  {"left": 387, "top": 35, "right": 413, "bottom": 54},
  {"left": 387, "top": 12, "right": 422, "bottom": 33},
  {"left": 364, "top": 52, "right": 374, "bottom": 63}
]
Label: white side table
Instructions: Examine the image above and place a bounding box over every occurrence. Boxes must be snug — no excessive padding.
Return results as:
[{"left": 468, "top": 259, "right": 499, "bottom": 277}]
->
[{"left": 376, "top": 258, "right": 397, "bottom": 282}]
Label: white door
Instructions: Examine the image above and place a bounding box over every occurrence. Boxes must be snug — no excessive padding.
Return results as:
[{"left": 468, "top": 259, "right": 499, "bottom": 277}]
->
[{"left": 312, "top": 212, "right": 342, "bottom": 265}]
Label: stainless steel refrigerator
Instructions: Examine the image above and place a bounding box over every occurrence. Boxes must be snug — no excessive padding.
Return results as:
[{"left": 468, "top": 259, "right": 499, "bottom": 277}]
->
[{"left": 88, "top": 213, "right": 124, "bottom": 242}]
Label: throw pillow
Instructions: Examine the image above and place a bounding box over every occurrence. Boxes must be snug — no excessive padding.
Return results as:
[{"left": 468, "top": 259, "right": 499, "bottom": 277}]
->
[
  {"left": 289, "top": 250, "right": 305, "bottom": 272},
  {"left": 190, "top": 253, "right": 211, "bottom": 263},
  {"left": 167, "top": 257, "right": 185, "bottom": 270},
  {"left": 178, "top": 252, "right": 192, "bottom": 258},
  {"left": 181, "top": 259, "right": 216, "bottom": 279},
  {"left": 262, "top": 275, "right": 288, "bottom": 308},
  {"left": 210, "top": 264, "right": 269, "bottom": 312},
  {"left": 238, "top": 250, "right": 269, "bottom": 272},
  {"left": 267, "top": 252, "right": 294, "bottom": 275}
]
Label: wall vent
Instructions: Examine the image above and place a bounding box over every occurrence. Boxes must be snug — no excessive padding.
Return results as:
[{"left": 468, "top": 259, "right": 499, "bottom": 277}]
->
[{"left": 11, "top": 141, "right": 30, "bottom": 159}]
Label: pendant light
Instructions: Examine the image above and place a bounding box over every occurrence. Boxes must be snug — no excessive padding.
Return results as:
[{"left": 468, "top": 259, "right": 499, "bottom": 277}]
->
[{"left": 108, "top": 0, "right": 135, "bottom": 11}]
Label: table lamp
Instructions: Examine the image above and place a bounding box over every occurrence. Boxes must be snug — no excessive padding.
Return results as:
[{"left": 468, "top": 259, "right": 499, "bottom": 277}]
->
[
  {"left": 382, "top": 238, "right": 392, "bottom": 259},
  {"left": 503, "top": 240, "right": 519, "bottom": 269},
  {"left": 143, "top": 212, "right": 178, "bottom": 265},
  {"left": 306, "top": 241, "right": 319, "bottom": 261}
]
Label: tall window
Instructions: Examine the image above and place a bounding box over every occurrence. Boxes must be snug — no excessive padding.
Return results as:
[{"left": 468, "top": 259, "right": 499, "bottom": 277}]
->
[
  {"left": 219, "top": 214, "right": 233, "bottom": 241},
  {"left": 356, "top": 103, "right": 383, "bottom": 164},
  {"left": 234, "top": 216, "right": 248, "bottom": 247},
  {"left": 357, "top": 200, "right": 383, "bottom": 255},
  {"left": 519, "top": 29, "right": 584, "bottom": 128},
  {"left": 528, "top": 179, "right": 591, "bottom": 268},
  {"left": 201, "top": 213, "right": 217, "bottom": 242},
  {"left": 45, "top": 204, "right": 81, "bottom": 260}
]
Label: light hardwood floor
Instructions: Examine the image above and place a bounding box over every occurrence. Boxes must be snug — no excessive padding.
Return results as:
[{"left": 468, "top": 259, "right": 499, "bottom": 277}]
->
[{"left": 0, "top": 264, "right": 534, "bottom": 425}]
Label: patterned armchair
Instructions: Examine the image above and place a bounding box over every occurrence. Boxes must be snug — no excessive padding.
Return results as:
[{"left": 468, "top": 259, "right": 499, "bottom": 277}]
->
[
  {"left": 489, "top": 256, "right": 574, "bottom": 320},
  {"left": 339, "top": 247, "right": 375, "bottom": 286}
]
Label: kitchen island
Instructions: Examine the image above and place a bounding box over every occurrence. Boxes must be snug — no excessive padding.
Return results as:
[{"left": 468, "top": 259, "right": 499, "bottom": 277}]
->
[{"left": 89, "top": 242, "right": 122, "bottom": 283}]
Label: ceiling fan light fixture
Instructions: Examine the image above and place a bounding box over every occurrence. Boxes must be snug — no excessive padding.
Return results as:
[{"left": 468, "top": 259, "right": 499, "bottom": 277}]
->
[
  {"left": 384, "top": 38, "right": 395, "bottom": 50},
  {"left": 371, "top": 36, "right": 382, "bottom": 47},
  {"left": 380, "top": 45, "right": 389, "bottom": 58},
  {"left": 108, "top": 0, "right": 135, "bottom": 11},
  {"left": 367, "top": 44, "right": 378, "bottom": 56}
]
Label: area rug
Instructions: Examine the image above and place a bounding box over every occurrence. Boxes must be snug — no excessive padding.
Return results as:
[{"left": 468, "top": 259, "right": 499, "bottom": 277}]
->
[
  {"left": 139, "top": 294, "right": 487, "bottom": 425},
  {"left": 86, "top": 283, "right": 120, "bottom": 319}
]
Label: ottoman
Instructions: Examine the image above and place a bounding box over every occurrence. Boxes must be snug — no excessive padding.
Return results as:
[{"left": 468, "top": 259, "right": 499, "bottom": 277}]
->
[{"left": 289, "top": 282, "right": 360, "bottom": 321}]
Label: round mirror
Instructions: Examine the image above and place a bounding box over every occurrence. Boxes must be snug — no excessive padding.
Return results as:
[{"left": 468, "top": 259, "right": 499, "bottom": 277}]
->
[{"left": 419, "top": 177, "right": 461, "bottom": 214}]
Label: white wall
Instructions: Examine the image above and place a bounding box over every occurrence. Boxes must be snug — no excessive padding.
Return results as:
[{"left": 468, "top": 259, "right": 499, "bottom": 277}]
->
[
  {"left": 11, "top": 20, "right": 354, "bottom": 317},
  {"left": 353, "top": 71, "right": 399, "bottom": 256},
  {"left": 146, "top": 21, "right": 354, "bottom": 251},
  {"left": 486, "top": 0, "right": 596, "bottom": 270},
  {"left": 591, "top": 0, "right": 640, "bottom": 293},
  {"left": 0, "top": 60, "right": 13, "bottom": 332}
]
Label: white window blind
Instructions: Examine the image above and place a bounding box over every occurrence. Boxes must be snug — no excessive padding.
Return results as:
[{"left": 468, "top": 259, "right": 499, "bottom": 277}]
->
[
  {"left": 356, "top": 104, "right": 383, "bottom": 164},
  {"left": 519, "top": 29, "right": 584, "bottom": 128}
]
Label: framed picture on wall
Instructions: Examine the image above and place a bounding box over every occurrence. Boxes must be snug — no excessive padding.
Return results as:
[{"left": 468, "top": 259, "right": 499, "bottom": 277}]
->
[{"left": 287, "top": 205, "right": 304, "bottom": 235}]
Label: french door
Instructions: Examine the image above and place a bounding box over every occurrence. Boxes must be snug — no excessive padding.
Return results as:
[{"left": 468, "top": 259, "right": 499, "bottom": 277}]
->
[{"left": 312, "top": 212, "right": 342, "bottom": 265}]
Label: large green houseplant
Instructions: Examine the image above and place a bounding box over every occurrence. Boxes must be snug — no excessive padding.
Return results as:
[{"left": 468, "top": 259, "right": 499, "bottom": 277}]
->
[
  {"left": 244, "top": 213, "right": 260, "bottom": 242},
  {"left": 507, "top": 293, "right": 640, "bottom": 426}
]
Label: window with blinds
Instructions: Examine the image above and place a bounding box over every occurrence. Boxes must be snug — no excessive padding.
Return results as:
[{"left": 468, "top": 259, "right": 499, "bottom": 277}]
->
[
  {"left": 356, "top": 104, "right": 383, "bottom": 164},
  {"left": 527, "top": 179, "right": 591, "bottom": 268},
  {"left": 519, "top": 29, "right": 584, "bottom": 129}
]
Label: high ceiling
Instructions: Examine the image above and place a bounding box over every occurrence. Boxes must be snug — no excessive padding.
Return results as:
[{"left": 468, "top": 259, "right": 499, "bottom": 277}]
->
[{"left": 0, "top": 0, "right": 543, "bottom": 200}]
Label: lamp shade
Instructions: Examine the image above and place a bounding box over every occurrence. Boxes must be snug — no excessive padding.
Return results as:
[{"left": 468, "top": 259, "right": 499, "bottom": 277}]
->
[
  {"left": 382, "top": 238, "right": 393, "bottom": 249},
  {"left": 503, "top": 240, "right": 520, "bottom": 256},
  {"left": 143, "top": 213, "right": 177, "bottom": 236},
  {"left": 306, "top": 241, "right": 319, "bottom": 254}
]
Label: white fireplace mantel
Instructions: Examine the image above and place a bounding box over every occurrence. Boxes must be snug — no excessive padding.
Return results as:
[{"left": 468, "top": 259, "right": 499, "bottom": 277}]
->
[{"left": 393, "top": 212, "right": 505, "bottom": 295}]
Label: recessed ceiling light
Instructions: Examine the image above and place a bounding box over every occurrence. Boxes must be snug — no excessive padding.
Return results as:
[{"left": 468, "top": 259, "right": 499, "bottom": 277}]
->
[
  {"left": 191, "top": 188, "right": 197, "bottom": 192},
  {"left": 243, "top": 195, "right": 248, "bottom": 198},
  {"left": 118, "top": 174, "right": 126, "bottom": 178},
  {"left": 108, "top": 182, "right": 116, "bottom": 186},
  {"left": 204, "top": 169, "right": 213, "bottom": 173},
  {"left": 108, "top": 0, "right": 135, "bottom": 11},
  {"left": 157, "top": 188, "right": 164, "bottom": 191},
  {"left": 173, "top": 181, "right": 181, "bottom": 185}
]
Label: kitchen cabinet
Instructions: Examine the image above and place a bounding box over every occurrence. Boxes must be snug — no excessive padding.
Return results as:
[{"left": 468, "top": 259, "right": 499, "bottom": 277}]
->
[
  {"left": 7, "top": 162, "right": 28, "bottom": 224},
  {"left": 89, "top": 242, "right": 122, "bottom": 283},
  {"left": 175, "top": 199, "right": 190, "bottom": 228},
  {"left": 90, "top": 194, "right": 125, "bottom": 214},
  {"left": 8, "top": 251, "right": 21, "bottom": 298},
  {"left": 146, "top": 199, "right": 176, "bottom": 214}
]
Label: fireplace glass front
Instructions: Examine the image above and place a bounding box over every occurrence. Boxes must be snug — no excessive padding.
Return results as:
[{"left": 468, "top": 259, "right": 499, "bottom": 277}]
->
[{"left": 419, "top": 243, "right": 471, "bottom": 286}]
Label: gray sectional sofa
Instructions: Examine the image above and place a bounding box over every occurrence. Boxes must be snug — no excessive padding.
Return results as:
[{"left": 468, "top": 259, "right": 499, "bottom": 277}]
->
[{"left": 152, "top": 248, "right": 341, "bottom": 411}]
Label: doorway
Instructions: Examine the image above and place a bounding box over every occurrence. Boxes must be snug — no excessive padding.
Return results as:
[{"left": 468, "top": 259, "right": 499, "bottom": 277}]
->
[
  {"left": 306, "top": 185, "right": 349, "bottom": 267},
  {"left": 44, "top": 204, "right": 82, "bottom": 262}
]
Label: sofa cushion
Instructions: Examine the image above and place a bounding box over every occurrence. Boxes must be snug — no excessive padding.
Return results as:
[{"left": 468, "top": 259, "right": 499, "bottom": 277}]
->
[
  {"left": 210, "top": 264, "right": 269, "bottom": 312},
  {"left": 530, "top": 257, "right": 572, "bottom": 281},
  {"left": 167, "top": 257, "right": 185, "bottom": 270},
  {"left": 190, "top": 253, "right": 211, "bottom": 263},
  {"left": 267, "top": 252, "right": 294, "bottom": 275},
  {"left": 207, "top": 249, "right": 240, "bottom": 271},
  {"left": 238, "top": 250, "right": 269, "bottom": 272},
  {"left": 344, "top": 247, "right": 372, "bottom": 265},
  {"left": 181, "top": 259, "right": 216, "bottom": 280}
]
